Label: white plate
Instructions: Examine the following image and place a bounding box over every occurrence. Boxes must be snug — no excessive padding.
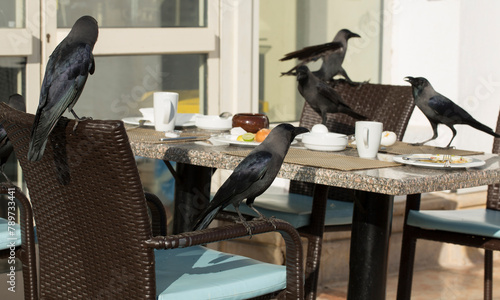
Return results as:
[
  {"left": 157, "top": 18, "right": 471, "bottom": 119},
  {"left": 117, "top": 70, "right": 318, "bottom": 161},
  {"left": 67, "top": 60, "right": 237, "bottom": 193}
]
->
[
  {"left": 122, "top": 114, "right": 198, "bottom": 127},
  {"left": 393, "top": 154, "right": 485, "bottom": 169},
  {"left": 211, "top": 135, "right": 298, "bottom": 147}
]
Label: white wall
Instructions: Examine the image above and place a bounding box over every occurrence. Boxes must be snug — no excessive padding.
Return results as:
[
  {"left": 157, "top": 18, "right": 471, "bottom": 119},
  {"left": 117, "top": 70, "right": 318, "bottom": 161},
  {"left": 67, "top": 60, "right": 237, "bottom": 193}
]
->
[{"left": 387, "top": 0, "right": 500, "bottom": 153}]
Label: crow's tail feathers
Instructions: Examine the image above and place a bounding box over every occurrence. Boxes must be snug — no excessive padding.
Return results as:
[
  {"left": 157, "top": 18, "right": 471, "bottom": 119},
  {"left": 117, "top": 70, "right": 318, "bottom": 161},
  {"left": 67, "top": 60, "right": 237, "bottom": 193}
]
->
[
  {"left": 192, "top": 208, "right": 220, "bottom": 231},
  {"left": 468, "top": 119, "right": 500, "bottom": 138}
]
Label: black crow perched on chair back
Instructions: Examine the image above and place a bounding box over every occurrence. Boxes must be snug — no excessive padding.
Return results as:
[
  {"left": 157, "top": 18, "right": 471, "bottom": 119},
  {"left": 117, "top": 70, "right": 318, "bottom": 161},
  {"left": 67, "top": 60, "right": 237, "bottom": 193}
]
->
[{"left": 28, "top": 15, "right": 98, "bottom": 161}]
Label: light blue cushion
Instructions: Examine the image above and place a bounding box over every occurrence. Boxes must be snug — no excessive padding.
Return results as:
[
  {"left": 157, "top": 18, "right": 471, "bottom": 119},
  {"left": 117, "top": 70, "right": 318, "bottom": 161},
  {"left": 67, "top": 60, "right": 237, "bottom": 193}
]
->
[
  {"left": 0, "top": 217, "right": 21, "bottom": 250},
  {"left": 224, "top": 191, "right": 353, "bottom": 228},
  {"left": 155, "top": 245, "right": 286, "bottom": 300},
  {"left": 407, "top": 208, "right": 500, "bottom": 238}
]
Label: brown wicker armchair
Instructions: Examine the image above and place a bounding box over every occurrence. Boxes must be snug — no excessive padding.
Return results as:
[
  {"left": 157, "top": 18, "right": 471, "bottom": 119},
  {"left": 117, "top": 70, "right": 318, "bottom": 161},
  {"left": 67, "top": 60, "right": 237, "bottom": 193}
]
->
[
  {"left": 0, "top": 183, "right": 37, "bottom": 300},
  {"left": 0, "top": 103, "right": 304, "bottom": 299},
  {"left": 222, "top": 81, "right": 415, "bottom": 299},
  {"left": 397, "top": 111, "right": 500, "bottom": 300}
]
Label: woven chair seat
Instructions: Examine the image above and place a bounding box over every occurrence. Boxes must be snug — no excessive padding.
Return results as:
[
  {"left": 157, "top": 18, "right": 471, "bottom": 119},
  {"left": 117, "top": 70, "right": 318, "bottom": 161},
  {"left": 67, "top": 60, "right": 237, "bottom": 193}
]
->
[
  {"left": 407, "top": 209, "right": 500, "bottom": 238},
  {"left": 0, "top": 217, "right": 21, "bottom": 250},
  {"left": 156, "top": 246, "right": 285, "bottom": 299}
]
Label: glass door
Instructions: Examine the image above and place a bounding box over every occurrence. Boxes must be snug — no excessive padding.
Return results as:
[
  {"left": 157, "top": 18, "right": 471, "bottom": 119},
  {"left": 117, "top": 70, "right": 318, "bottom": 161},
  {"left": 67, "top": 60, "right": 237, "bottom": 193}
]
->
[{"left": 41, "top": 0, "right": 218, "bottom": 120}]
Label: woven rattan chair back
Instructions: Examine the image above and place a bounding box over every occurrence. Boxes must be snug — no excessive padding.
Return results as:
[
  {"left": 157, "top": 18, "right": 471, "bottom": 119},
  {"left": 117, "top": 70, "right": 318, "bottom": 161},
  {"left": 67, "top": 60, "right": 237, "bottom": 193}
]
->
[
  {"left": 291, "top": 80, "right": 414, "bottom": 197},
  {"left": 0, "top": 103, "right": 156, "bottom": 299},
  {"left": 487, "top": 112, "right": 500, "bottom": 210}
]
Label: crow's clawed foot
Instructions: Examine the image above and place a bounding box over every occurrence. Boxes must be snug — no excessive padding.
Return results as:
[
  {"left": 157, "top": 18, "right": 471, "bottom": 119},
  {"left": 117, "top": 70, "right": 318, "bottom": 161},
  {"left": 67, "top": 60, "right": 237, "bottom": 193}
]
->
[
  {"left": 72, "top": 116, "right": 93, "bottom": 132},
  {"left": 237, "top": 219, "right": 254, "bottom": 237}
]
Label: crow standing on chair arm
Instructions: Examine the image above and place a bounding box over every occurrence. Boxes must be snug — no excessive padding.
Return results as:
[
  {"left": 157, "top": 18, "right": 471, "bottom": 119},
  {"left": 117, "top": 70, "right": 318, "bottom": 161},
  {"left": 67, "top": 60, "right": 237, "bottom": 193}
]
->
[
  {"left": 192, "top": 124, "right": 309, "bottom": 232},
  {"left": 405, "top": 76, "right": 500, "bottom": 148}
]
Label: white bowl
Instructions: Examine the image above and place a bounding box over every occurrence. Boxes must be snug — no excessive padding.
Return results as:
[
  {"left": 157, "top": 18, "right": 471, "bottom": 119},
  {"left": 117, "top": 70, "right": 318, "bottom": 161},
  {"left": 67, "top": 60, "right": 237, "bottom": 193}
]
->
[
  {"left": 302, "top": 132, "right": 348, "bottom": 151},
  {"left": 195, "top": 115, "right": 233, "bottom": 130}
]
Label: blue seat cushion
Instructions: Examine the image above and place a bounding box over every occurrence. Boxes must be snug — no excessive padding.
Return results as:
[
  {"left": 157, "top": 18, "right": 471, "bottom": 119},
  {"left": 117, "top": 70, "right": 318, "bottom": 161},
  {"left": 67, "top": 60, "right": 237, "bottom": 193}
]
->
[
  {"left": 407, "top": 208, "right": 500, "bottom": 238},
  {"left": 223, "top": 191, "right": 353, "bottom": 228},
  {"left": 0, "top": 217, "right": 21, "bottom": 250},
  {"left": 155, "top": 245, "right": 286, "bottom": 300}
]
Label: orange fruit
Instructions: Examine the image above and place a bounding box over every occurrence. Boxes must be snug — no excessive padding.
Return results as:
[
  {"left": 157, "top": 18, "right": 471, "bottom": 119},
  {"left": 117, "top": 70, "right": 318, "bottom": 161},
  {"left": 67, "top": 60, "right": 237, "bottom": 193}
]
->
[{"left": 255, "top": 128, "right": 271, "bottom": 142}]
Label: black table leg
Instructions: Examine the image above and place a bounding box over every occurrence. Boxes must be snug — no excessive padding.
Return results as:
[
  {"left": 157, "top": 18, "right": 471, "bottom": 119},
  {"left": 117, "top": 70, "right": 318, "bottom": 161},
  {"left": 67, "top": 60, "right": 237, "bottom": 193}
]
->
[
  {"left": 347, "top": 191, "right": 394, "bottom": 300},
  {"left": 171, "top": 162, "right": 213, "bottom": 234}
]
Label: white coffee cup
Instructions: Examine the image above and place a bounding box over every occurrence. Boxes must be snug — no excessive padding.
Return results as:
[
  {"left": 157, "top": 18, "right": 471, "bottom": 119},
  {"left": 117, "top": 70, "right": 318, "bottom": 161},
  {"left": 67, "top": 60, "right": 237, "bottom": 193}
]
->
[
  {"left": 153, "top": 92, "right": 178, "bottom": 131},
  {"left": 355, "top": 121, "right": 383, "bottom": 158}
]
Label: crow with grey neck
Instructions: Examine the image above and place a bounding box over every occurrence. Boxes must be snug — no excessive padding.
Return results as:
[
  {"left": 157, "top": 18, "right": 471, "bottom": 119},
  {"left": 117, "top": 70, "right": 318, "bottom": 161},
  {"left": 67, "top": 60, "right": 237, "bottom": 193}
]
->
[
  {"left": 405, "top": 76, "right": 500, "bottom": 148},
  {"left": 0, "top": 94, "right": 26, "bottom": 181},
  {"left": 297, "top": 65, "right": 366, "bottom": 125},
  {"left": 28, "top": 15, "right": 98, "bottom": 161},
  {"left": 281, "top": 29, "right": 361, "bottom": 84},
  {"left": 192, "top": 124, "right": 309, "bottom": 232}
]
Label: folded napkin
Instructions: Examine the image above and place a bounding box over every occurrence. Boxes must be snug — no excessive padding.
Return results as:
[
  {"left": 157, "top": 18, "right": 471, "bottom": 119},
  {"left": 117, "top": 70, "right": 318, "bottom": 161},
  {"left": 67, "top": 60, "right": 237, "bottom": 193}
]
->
[{"left": 225, "top": 148, "right": 401, "bottom": 171}]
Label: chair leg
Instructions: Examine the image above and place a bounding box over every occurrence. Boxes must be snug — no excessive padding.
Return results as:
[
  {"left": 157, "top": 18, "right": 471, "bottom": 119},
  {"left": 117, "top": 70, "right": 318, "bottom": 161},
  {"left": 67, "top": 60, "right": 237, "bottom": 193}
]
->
[
  {"left": 302, "top": 184, "right": 329, "bottom": 300},
  {"left": 397, "top": 194, "right": 421, "bottom": 300},
  {"left": 485, "top": 249, "right": 493, "bottom": 300}
]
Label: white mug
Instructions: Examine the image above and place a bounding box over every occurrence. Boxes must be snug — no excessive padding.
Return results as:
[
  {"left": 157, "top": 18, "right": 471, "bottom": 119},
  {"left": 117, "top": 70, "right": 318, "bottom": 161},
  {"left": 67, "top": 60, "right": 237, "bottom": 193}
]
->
[
  {"left": 355, "top": 121, "right": 383, "bottom": 158},
  {"left": 153, "top": 92, "right": 178, "bottom": 131}
]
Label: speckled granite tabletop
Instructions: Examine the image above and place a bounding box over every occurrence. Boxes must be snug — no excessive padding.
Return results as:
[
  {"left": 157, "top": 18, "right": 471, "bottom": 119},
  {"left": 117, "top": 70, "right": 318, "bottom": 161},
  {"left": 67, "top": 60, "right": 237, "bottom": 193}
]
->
[{"left": 128, "top": 129, "right": 500, "bottom": 196}]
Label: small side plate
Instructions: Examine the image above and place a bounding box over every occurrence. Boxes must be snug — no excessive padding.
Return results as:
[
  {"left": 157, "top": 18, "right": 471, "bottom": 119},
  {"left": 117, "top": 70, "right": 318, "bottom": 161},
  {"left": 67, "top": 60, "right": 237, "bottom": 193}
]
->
[{"left": 393, "top": 154, "right": 485, "bottom": 168}]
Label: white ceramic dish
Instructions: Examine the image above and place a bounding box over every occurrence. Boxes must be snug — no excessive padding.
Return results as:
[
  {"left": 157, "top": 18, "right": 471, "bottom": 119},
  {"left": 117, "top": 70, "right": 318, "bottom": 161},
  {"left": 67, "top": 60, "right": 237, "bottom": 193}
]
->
[
  {"left": 123, "top": 113, "right": 198, "bottom": 127},
  {"left": 302, "top": 132, "right": 348, "bottom": 151},
  {"left": 211, "top": 135, "right": 298, "bottom": 147},
  {"left": 195, "top": 115, "right": 233, "bottom": 130},
  {"left": 393, "top": 154, "right": 485, "bottom": 169}
]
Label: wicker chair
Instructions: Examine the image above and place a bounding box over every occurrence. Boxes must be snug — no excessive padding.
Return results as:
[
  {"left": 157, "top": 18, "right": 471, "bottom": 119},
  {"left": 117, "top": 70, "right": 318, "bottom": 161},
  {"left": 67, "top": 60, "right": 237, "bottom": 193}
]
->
[
  {"left": 222, "top": 80, "right": 415, "bottom": 299},
  {"left": 0, "top": 183, "right": 37, "bottom": 300},
  {"left": 397, "top": 111, "right": 500, "bottom": 300},
  {"left": 0, "top": 103, "right": 304, "bottom": 299}
]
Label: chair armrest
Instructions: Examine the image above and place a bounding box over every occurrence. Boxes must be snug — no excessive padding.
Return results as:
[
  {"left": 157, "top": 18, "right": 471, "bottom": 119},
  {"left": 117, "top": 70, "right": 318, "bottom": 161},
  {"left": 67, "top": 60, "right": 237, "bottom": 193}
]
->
[
  {"left": 145, "top": 219, "right": 304, "bottom": 299},
  {"left": 144, "top": 192, "right": 167, "bottom": 236}
]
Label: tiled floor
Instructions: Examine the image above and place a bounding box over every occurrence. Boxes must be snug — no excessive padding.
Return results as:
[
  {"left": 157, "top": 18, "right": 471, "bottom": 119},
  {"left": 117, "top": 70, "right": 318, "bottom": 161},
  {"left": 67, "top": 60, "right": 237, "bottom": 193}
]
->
[
  {"left": 0, "top": 262, "right": 498, "bottom": 299},
  {"left": 317, "top": 262, "right": 499, "bottom": 300}
]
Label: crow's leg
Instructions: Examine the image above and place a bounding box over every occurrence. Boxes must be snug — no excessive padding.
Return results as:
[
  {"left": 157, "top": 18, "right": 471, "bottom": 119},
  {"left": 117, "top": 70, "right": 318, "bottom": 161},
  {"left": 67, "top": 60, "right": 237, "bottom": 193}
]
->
[
  {"left": 233, "top": 205, "right": 253, "bottom": 235},
  {"left": 247, "top": 203, "right": 277, "bottom": 229},
  {"left": 411, "top": 122, "right": 439, "bottom": 146},
  {"left": 70, "top": 109, "right": 93, "bottom": 132},
  {"left": 445, "top": 125, "right": 457, "bottom": 148}
]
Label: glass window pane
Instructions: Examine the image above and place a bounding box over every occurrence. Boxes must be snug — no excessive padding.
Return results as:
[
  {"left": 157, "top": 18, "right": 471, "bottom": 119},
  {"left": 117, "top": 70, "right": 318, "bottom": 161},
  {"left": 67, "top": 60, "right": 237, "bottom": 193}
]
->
[
  {"left": 259, "top": 0, "right": 382, "bottom": 123},
  {"left": 65, "top": 54, "right": 207, "bottom": 120},
  {"left": 0, "top": 0, "right": 25, "bottom": 28},
  {"left": 57, "top": 0, "right": 207, "bottom": 28}
]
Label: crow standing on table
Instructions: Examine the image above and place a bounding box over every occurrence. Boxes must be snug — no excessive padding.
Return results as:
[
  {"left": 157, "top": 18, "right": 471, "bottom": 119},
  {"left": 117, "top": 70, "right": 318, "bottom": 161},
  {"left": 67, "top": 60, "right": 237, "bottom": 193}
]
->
[
  {"left": 0, "top": 94, "right": 26, "bottom": 181},
  {"left": 281, "top": 29, "right": 361, "bottom": 84},
  {"left": 28, "top": 15, "right": 98, "bottom": 162},
  {"left": 405, "top": 76, "right": 500, "bottom": 148},
  {"left": 296, "top": 65, "right": 366, "bottom": 125},
  {"left": 192, "top": 124, "right": 309, "bottom": 232}
]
